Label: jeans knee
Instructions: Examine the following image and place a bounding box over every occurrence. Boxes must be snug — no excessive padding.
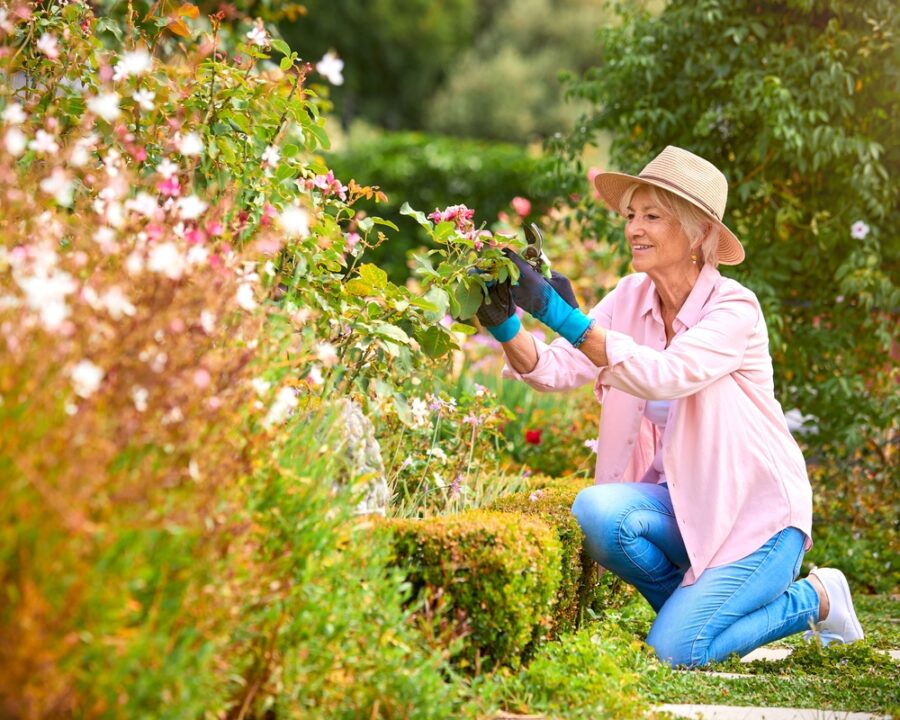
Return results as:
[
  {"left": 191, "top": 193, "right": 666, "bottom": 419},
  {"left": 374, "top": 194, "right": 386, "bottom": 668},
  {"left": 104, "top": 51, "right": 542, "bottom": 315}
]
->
[{"left": 646, "top": 624, "right": 707, "bottom": 668}]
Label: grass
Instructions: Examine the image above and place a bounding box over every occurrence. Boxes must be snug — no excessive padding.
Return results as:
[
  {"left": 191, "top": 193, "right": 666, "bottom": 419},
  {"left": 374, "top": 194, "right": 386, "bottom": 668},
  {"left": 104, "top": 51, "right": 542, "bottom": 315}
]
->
[{"left": 479, "top": 591, "right": 899, "bottom": 718}]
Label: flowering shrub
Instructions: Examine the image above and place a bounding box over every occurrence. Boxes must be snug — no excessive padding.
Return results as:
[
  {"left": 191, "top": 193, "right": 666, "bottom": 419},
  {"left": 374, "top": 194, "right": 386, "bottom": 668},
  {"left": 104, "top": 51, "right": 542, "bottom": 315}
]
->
[
  {"left": 403, "top": 201, "right": 527, "bottom": 322},
  {"left": 0, "top": 3, "right": 499, "bottom": 716}
]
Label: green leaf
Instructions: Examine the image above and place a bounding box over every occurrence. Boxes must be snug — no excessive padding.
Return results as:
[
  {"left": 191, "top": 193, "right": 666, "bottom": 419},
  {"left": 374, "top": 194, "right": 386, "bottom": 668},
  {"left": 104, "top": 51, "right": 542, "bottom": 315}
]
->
[
  {"left": 345, "top": 279, "right": 373, "bottom": 296},
  {"left": 452, "top": 279, "right": 483, "bottom": 320},
  {"left": 359, "top": 264, "right": 388, "bottom": 290},
  {"left": 450, "top": 322, "right": 477, "bottom": 336},
  {"left": 421, "top": 286, "right": 450, "bottom": 322},
  {"left": 271, "top": 39, "right": 291, "bottom": 57},
  {"left": 418, "top": 327, "right": 453, "bottom": 359},
  {"left": 372, "top": 322, "right": 410, "bottom": 344},
  {"left": 280, "top": 56, "right": 294, "bottom": 71},
  {"left": 399, "top": 202, "right": 432, "bottom": 230},
  {"left": 96, "top": 17, "right": 123, "bottom": 41}
]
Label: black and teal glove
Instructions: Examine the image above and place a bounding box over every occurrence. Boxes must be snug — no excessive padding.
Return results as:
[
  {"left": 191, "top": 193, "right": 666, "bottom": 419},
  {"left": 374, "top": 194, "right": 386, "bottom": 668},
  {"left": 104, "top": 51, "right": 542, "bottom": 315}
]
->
[
  {"left": 475, "top": 278, "right": 522, "bottom": 342},
  {"left": 505, "top": 250, "right": 592, "bottom": 346}
]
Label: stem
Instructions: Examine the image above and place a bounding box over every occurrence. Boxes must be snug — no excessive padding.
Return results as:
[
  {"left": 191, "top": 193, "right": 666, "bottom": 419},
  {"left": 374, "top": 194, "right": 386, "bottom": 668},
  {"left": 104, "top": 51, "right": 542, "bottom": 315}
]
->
[{"left": 269, "top": 64, "right": 304, "bottom": 146}]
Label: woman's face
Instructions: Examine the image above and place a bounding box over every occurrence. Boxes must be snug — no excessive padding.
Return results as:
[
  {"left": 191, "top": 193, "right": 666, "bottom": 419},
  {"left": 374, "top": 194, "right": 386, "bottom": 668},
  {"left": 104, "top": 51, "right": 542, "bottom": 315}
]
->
[{"left": 624, "top": 186, "right": 694, "bottom": 278}]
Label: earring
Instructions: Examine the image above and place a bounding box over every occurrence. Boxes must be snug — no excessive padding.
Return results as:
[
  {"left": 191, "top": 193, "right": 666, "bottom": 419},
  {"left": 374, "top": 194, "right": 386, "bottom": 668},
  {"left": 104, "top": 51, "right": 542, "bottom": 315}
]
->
[{"left": 691, "top": 252, "right": 698, "bottom": 264}]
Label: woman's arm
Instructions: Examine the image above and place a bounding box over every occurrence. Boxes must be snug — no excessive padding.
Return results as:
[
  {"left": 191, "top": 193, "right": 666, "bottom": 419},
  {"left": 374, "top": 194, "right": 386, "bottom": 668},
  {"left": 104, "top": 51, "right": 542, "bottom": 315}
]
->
[{"left": 501, "top": 327, "right": 540, "bottom": 374}]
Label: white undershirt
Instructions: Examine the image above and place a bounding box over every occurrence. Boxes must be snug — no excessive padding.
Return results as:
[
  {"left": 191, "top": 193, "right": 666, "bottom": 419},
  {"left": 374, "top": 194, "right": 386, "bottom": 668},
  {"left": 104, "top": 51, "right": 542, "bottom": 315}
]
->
[{"left": 645, "top": 400, "right": 672, "bottom": 483}]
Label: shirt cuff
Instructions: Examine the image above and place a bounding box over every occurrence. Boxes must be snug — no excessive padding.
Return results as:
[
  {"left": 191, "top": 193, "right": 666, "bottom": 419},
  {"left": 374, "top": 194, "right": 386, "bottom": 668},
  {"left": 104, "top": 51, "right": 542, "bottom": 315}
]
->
[{"left": 603, "top": 329, "right": 640, "bottom": 367}]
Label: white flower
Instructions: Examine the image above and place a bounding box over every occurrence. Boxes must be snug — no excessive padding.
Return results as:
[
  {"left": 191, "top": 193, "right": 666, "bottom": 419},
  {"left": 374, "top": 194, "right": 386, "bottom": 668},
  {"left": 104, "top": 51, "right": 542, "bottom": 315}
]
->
[
  {"left": 427, "top": 446, "right": 448, "bottom": 463},
  {"left": 156, "top": 158, "right": 179, "bottom": 179},
  {"left": 306, "top": 365, "right": 324, "bottom": 386},
  {"left": 14, "top": 257, "right": 77, "bottom": 332},
  {"left": 264, "top": 260, "right": 276, "bottom": 277},
  {"left": 36, "top": 33, "right": 60, "bottom": 60},
  {"left": 176, "top": 131, "right": 204, "bottom": 157},
  {"left": 278, "top": 204, "right": 310, "bottom": 238},
  {"left": 125, "top": 192, "right": 159, "bottom": 218},
  {"left": 40, "top": 168, "right": 74, "bottom": 207},
  {"left": 200, "top": 310, "right": 215, "bottom": 334},
  {"left": 2, "top": 103, "right": 25, "bottom": 125},
  {"left": 5, "top": 127, "right": 27, "bottom": 156},
  {"left": 316, "top": 51, "right": 344, "bottom": 85},
  {"left": 70, "top": 134, "right": 98, "bottom": 167},
  {"left": 235, "top": 282, "right": 257, "bottom": 311},
  {"left": 115, "top": 48, "right": 152, "bottom": 78},
  {"left": 410, "top": 397, "right": 430, "bottom": 428},
  {"left": 432, "top": 473, "right": 446, "bottom": 489},
  {"left": 100, "top": 286, "right": 136, "bottom": 319},
  {"left": 177, "top": 194, "right": 208, "bottom": 220},
  {"left": 583, "top": 438, "right": 599, "bottom": 454},
  {"left": 263, "top": 387, "right": 298, "bottom": 429},
  {"left": 315, "top": 342, "right": 339, "bottom": 367},
  {"left": 29, "top": 129, "right": 59, "bottom": 154},
  {"left": 132, "top": 88, "right": 155, "bottom": 111},
  {"left": 251, "top": 377, "right": 272, "bottom": 397},
  {"left": 131, "top": 385, "right": 149, "bottom": 412},
  {"left": 87, "top": 92, "right": 121, "bottom": 122},
  {"left": 71, "top": 360, "right": 104, "bottom": 399},
  {"left": 147, "top": 242, "right": 186, "bottom": 280},
  {"left": 850, "top": 220, "right": 870, "bottom": 240},
  {"left": 186, "top": 244, "right": 209, "bottom": 266},
  {"left": 246, "top": 22, "right": 270, "bottom": 48},
  {"left": 261, "top": 145, "right": 280, "bottom": 168},
  {"left": 125, "top": 250, "right": 144, "bottom": 275}
]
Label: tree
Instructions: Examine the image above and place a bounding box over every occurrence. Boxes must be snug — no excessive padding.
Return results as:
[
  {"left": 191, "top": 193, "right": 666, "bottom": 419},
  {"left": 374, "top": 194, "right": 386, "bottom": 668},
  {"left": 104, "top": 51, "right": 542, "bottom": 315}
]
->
[
  {"left": 279, "top": 0, "right": 489, "bottom": 130},
  {"left": 424, "top": 0, "right": 612, "bottom": 142},
  {"left": 546, "top": 0, "right": 899, "bottom": 461}
]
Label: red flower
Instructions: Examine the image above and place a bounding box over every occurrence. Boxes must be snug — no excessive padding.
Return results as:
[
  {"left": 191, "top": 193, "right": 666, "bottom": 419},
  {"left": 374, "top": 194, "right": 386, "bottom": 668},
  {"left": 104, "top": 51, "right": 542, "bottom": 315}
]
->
[{"left": 525, "top": 429, "right": 542, "bottom": 445}]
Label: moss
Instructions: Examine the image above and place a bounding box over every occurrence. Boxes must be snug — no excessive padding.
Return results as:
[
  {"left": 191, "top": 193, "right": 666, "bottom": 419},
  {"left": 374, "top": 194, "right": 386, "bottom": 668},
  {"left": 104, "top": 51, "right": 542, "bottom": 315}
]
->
[{"left": 384, "top": 510, "right": 562, "bottom": 671}]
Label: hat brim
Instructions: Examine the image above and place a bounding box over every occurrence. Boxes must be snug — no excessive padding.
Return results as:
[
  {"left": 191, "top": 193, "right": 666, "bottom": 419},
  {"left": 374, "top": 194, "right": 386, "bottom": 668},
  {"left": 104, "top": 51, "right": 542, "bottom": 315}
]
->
[{"left": 593, "top": 171, "right": 745, "bottom": 266}]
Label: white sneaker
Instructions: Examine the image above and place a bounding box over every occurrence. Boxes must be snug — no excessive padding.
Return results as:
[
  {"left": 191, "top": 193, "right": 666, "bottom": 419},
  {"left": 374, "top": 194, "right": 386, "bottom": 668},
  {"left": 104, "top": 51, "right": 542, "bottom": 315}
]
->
[{"left": 804, "top": 568, "right": 865, "bottom": 646}]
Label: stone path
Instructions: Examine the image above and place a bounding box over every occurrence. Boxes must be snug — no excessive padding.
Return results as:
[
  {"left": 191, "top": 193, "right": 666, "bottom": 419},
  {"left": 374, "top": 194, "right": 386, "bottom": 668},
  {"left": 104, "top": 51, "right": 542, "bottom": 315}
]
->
[
  {"left": 655, "top": 646, "right": 899, "bottom": 720},
  {"left": 655, "top": 704, "right": 890, "bottom": 719}
]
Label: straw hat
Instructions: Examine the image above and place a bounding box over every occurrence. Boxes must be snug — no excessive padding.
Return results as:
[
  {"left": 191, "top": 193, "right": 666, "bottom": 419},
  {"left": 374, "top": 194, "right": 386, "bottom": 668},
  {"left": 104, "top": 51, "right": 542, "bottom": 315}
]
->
[{"left": 592, "top": 145, "right": 745, "bottom": 265}]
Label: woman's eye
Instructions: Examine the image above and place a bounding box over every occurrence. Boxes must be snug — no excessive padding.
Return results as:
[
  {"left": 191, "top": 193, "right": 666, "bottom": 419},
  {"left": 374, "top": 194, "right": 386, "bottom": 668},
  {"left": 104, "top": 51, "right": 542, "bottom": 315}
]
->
[{"left": 646, "top": 214, "right": 659, "bottom": 220}]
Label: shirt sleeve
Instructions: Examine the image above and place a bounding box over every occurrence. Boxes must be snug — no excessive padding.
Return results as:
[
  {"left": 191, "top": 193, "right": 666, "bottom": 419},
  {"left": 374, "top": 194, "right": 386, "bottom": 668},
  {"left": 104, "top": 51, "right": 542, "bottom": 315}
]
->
[
  {"left": 599, "top": 288, "right": 759, "bottom": 400},
  {"left": 501, "top": 289, "right": 616, "bottom": 392}
]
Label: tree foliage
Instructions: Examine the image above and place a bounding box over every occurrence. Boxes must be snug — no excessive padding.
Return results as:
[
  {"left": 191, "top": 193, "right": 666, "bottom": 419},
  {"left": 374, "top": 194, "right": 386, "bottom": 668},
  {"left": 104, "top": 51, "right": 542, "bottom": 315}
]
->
[
  {"left": 424, "top": 0, "right": 611, "bottom": 142},
  {"left": 546, "top": 0, "right": 899, "bottom": 461},
  {"left": 279, "top": 0, "right": 493, "bottom": 130}
]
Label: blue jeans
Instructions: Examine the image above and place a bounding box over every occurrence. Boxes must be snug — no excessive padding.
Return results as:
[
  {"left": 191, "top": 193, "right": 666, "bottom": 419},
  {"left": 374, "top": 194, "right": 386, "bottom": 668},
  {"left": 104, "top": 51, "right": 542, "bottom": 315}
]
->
[{"left": 571, "top": 482, "right": 820, "bottom": 667}]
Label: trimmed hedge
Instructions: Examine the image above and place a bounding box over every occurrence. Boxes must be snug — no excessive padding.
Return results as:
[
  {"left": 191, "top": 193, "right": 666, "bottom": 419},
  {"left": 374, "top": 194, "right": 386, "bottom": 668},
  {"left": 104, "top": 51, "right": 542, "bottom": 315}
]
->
[
  {"left": 385, "top": 510, "right": 562, "bottom": 672},
  {"left": 488, "top": 477, "right": 632, "bottom": 636}
]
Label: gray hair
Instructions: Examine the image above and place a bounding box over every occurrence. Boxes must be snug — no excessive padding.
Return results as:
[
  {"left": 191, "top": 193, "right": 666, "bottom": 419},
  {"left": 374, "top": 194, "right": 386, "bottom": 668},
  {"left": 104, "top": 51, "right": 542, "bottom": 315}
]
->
[{"left": 619, "top": 183, "right": 720, "bottom": 267}]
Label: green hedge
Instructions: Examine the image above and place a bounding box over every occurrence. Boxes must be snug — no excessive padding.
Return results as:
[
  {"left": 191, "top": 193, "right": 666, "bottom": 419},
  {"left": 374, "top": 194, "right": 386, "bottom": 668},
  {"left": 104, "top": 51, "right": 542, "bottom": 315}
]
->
[
  {"left": 385, "top": 510, "right": 562, "bottom": 672},
  {"left": 487, "top": 477, "right": 609, "bottom": 637},
  {"left": 326, "top": 132, "right": 553, "bottom": 281}
]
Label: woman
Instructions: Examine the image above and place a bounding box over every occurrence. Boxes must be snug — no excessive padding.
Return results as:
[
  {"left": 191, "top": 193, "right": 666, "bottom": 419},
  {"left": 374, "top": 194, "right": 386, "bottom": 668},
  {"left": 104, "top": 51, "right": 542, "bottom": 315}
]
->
[{"left": 476, "top": 146, "right": 864, "bottom": 667}]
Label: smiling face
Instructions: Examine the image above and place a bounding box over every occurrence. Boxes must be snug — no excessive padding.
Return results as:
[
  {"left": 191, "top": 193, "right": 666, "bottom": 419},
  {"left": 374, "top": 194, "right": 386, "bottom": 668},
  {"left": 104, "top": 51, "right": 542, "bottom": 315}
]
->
[{"left": 625, "top": 186, "right": 696, "bottom": 280}]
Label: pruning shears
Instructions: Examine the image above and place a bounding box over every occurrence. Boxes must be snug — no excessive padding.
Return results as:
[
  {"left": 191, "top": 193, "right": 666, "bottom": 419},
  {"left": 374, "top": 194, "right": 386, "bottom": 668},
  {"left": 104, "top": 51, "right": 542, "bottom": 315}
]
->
[{"left": 522, "top": 223, "right": 553, "bottom": 279}]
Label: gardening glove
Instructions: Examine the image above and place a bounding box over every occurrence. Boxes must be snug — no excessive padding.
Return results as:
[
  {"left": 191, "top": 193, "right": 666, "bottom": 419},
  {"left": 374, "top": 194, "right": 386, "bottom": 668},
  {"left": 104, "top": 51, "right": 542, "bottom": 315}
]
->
[
  {"left": 475, "top": 278, "right": 522, "bottom": 342},
  {"left": 505, "top": 250, "right": 593, "bottom": 346}
]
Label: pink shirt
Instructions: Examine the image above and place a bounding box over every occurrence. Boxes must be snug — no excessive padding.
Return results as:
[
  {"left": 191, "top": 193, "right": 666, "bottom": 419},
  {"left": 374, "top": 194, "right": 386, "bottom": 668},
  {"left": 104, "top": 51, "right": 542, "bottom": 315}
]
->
[{"left": 504, "top": 263, "right": 812, "bottom": 585}]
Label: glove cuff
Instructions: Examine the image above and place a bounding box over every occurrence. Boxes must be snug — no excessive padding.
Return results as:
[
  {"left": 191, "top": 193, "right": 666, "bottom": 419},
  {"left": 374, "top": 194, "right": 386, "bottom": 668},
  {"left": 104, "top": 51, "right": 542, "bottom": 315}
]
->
[
  {"left": 557, "top": 309, "right": 592, "bottom": 346},
  {"left": 486, "top": 314, "right": 521, "bottom": 343}
]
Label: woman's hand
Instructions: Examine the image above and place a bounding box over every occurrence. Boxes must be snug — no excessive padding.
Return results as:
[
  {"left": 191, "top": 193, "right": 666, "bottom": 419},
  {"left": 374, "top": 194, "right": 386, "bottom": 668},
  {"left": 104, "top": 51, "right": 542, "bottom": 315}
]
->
[
  {"left": 504, "top": 250, "right": 593, "bottom": 346},
  {"left": 475, "top": 278, "right": 522, "bottom": 342}
]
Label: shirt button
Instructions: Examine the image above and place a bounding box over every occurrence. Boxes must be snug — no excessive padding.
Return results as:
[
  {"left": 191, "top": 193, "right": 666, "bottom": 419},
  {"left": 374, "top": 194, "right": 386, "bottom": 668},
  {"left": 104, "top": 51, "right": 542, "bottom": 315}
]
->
[
  {"left": 637, "top": 403, "right": 645, "bottom": 411},
  {"left": 627, "top": 438, "right": 634, "bottom": 445}
]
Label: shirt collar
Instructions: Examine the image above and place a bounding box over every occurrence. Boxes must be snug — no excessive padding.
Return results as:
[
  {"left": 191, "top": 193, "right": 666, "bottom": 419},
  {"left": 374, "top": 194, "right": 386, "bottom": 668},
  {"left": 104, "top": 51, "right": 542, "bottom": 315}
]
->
[{"left": 676, "top": 263, "right": 721, "bottom": 328}]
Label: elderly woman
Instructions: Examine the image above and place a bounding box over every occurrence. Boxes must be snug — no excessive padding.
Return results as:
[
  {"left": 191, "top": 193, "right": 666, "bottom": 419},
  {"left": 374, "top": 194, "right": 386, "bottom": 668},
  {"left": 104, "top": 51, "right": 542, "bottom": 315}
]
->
[{"left": 476, "top": 146, "right": 864, "bottom": 667}]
